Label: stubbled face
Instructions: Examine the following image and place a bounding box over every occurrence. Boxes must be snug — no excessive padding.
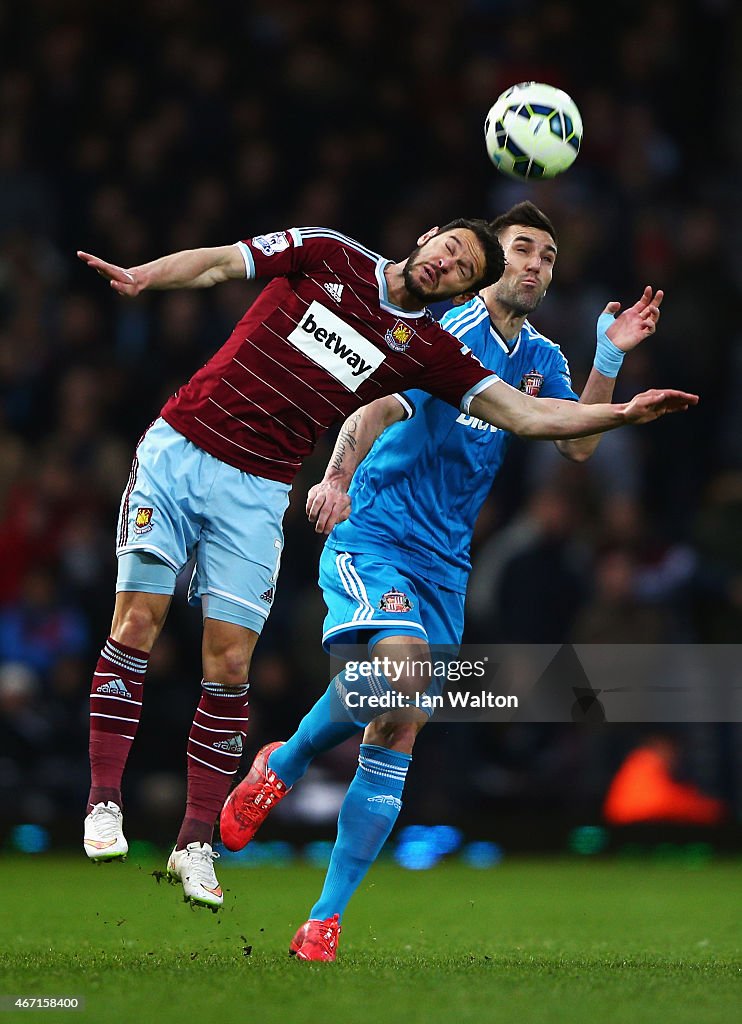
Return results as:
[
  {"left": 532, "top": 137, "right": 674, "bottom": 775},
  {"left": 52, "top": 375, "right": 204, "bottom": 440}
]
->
[
  {"left": 490, "top": 224, "right": 556, "bottom": 315},
  {"left": 403, "top": 228, "right": 486, "bottom": 302}
]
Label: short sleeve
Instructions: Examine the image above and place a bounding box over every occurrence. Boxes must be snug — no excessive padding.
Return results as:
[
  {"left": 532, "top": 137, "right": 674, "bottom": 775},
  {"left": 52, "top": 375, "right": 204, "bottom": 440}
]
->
[
  {"left": 539, "top": 346, "right": 579, "bottom": 401},
  {"left": 236, "top": 228, "right": 338, "bottom": 280},
  {"left": 390, "top": 392, "right": 417, "bottom": 419}
]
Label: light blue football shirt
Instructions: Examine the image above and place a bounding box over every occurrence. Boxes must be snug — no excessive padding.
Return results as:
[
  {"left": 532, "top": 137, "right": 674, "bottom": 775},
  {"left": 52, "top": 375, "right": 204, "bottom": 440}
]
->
[{"left": 325, "top": 295, "right": 578, "bottom": 593}]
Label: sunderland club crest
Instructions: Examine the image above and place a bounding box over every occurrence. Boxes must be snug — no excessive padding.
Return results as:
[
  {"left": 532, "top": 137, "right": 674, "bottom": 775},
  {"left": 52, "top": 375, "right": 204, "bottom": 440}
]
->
[
  {"left": 519, "top": 369, "right": 544, "bottom": 396},
  {"left": 379, "top": 588, "right": 413, "bottom": 613}
]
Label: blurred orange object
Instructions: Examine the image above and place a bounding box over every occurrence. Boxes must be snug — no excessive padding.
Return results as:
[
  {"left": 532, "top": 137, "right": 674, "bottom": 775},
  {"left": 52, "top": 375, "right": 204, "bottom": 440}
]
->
[{"left": 603, "top": 737, "right": 726, "bottom": 826}]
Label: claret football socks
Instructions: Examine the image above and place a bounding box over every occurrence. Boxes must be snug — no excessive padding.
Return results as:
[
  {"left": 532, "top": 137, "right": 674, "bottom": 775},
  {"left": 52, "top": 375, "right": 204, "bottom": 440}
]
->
[{"left": 87, "top": 638, "right": 148, "bottom": 811}]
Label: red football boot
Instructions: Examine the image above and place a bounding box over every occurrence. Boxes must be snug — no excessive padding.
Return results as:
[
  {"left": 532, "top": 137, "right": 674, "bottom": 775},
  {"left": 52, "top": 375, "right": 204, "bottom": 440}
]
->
[
  {"left": 219, "top": 741, "right": 290, "bottom": 851},
  {"left": 289, "top": 915, "right": 341, "bottom": 962}
]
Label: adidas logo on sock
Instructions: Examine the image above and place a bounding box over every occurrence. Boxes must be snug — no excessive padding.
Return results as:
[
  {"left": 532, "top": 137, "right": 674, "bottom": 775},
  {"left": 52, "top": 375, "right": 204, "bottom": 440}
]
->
[
  {"left": 323, "top": 282, "right": 344, "bottom": 303},
  {"left": 214, "top": 734, "right": 244, "bottom": 754},
  {"left": 367, "top": 794, "right": 402, "bottom": 810},
  {"left": 259, "top": 587, "right": 275, "bottom": 605},
  {"left": 96, "top": 678, "right": 132, "bottom": 698}
]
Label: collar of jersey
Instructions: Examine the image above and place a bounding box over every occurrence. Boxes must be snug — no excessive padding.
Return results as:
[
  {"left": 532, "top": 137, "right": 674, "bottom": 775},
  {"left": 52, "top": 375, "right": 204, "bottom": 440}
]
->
[
  {"left": 480, "top": 299, "right": 523, "bottom": 357},
  {"left": 376, "top": 259, "right": 427, "bottom": 318}
]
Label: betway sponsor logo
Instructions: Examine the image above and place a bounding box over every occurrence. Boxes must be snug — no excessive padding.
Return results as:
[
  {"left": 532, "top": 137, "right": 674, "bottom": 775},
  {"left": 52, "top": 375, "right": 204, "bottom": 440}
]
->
[
  {"left": 287, "top": 301, "right": 385, "bottom": 391},
  {"left": 455, "top": 412, "right": 500, "bottom": 433}
]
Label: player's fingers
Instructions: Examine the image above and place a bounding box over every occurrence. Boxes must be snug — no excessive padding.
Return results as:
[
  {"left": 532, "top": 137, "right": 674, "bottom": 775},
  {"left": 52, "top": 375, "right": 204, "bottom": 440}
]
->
[
  {"left": 315, "top": 494, "right": 339, "bottom": 532},
  {"left": 322, "top": 499, "right": 343, "bottom": 533},
  {"left": 323, "top": 496, "right": 351, "bottom": 533},
  {"left": 109, "top": 267, "right": 135, "bottom": 284},
  {"left": 653, "top": 289, "right": 664, "bottom": 308},
  {"left": 628, "top": 287, "right": 652, "bottom": 316},
  {"left": 306, "top": 491, "right": 323, "bottom": 521},
  {"left": 654, "top": 390, "right": 698, "bottom": 409},
  {"left": 316, "top": 500, "right": 341, "bottom": 534},
  {"left": 602, "top": 301, "right": 621, "bottom": 315},
  {"left": 77, "top": 253, "right": 110, "bottom": 274}
]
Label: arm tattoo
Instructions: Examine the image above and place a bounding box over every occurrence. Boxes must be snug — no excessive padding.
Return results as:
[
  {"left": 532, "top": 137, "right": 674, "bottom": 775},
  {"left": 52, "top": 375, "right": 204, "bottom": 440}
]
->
[{"left": 331, "top": 413, "right": 360, "bottom": 472}]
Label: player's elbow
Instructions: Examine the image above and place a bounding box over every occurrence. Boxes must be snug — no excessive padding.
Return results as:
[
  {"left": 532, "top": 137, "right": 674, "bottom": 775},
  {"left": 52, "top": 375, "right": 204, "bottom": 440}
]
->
[
  {"left": 469, "top": 394, "right": 528, "bottom": 436},
  {"left": 556, "top": 440, "right": 591, "bottom": 463}
]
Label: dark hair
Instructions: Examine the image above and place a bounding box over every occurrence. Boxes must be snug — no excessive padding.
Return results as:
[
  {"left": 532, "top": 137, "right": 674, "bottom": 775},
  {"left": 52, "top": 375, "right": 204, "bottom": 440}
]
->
[
  {"left": 489, "top": 201, "right": 557, "bottom": 245},
  {"left": 435, "top": 217, "right": 505, "bottom": 290}
]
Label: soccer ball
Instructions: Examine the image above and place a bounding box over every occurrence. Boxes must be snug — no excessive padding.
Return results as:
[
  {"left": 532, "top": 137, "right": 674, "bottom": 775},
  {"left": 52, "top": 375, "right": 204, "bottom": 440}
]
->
[{"left": 484, "top": 82, "right": 583, "bottom": 180}]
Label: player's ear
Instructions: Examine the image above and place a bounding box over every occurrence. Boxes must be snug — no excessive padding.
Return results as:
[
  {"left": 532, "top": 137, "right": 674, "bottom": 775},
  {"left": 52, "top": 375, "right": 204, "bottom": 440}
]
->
[
  {"left": 452, "top": 290, "right": 476, "bottom": 306},
  {"left": 416, "top": 226, "right": 439, "bottom": 246}
]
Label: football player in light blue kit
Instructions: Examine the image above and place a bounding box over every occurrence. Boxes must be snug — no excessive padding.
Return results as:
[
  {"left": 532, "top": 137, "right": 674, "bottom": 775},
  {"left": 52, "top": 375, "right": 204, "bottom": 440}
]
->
[{"left": 221, "top": 203, "right": 664, "bottom": 959}]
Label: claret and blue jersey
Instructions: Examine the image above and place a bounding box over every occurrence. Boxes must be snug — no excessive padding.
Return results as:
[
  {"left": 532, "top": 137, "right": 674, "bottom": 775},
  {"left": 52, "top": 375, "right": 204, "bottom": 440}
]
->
[{"left": 325, "top": 295, "right": 579, "bottom": 594}]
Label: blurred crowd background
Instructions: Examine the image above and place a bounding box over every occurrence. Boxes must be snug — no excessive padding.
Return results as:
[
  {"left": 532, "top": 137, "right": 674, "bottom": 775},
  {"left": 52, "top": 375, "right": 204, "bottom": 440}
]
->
[{"left": 0, "top": 0, "right": 740, "bottom": 847}]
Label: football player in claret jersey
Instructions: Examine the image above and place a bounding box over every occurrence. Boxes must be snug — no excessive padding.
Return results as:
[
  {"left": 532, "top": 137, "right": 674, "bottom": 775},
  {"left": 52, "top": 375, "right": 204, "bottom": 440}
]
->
[
  {"left": 78, "top": 215, "right": 694, "bottom": 910},
  {"left": 219, "top": 203, "right": 672, "bottom": 959}
]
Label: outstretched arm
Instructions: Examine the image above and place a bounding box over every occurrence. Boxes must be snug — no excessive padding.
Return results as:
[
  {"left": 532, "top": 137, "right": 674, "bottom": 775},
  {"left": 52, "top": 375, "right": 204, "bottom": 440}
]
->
[
  {"left": 306, "top": 396, "right": 406, "bottom": 535},
  {"left": 470, "top": 378, "right": 697, "bottom": 439},
  {"left": 76, "top": 244, "right": 247, "bottom": 295},
  {"left": 556, "top": 286, "right": 664, "bottom": 462}
]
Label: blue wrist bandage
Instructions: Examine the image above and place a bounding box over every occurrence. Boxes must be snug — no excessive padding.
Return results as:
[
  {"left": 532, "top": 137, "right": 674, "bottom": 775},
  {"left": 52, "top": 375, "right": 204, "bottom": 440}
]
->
[{"left": 594, "top": 312, "right": 625, "bottom": 378}]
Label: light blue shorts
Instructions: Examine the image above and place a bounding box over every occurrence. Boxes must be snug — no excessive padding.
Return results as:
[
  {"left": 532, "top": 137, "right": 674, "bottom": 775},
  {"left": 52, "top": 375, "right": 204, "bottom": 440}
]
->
[
  {"left": 319, "top": 548, "right": 465, "bottom": 714},
  {"left": 116, "top": 418, "right": 290, "bottom": 633},
  {"left": 320, "top": 548, "right": 465, "bottom": 649}
]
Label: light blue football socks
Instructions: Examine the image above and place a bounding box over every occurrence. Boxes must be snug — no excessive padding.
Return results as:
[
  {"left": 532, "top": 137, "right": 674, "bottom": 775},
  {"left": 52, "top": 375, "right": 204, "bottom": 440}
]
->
[
  {"left": 310, "top": 743, "right": 411, "bottom": 921},
  {"left": 267, "top": 672, "right": 362, "bottom": 788},
  {"left": 268, "top": 663, "right": 399, "bottom": 788}
]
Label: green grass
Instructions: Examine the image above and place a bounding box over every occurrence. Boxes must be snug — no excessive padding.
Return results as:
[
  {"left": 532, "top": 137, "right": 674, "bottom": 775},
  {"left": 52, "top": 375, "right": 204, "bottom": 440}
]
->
[{"left": 0, "top": 855, "right": 739, "bottom": 1023}]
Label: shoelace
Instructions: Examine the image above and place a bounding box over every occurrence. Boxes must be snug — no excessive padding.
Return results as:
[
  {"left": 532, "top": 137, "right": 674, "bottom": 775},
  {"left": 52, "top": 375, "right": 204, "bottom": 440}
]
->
[
  {"left": 316, "top": 915, "right": 340, "bottom": 955},
  {"left": 185, "top": 846, "right": 220, "bottom": 888},
  {"left": 237, "top": 774, "right": 286, "bottom": 821},
  {"left": 88, "top": 804, "right": 121, "bottom": 840}
]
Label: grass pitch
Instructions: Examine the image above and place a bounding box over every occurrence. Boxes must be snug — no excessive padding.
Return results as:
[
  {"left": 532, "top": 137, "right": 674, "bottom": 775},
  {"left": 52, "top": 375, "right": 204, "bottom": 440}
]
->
[{"left": 0, "top": 854, "right": 738, "bottom": 1024}]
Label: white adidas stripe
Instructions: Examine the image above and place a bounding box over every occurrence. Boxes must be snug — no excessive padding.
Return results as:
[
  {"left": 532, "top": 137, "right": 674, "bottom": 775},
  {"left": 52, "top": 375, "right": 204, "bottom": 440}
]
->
[
  {"left": 297, "top": 227, "right": 382, "bottom": 263},
  {"left": 187, "top": 752, "right": 237, "bottom": 775},
  {"left": 336, "top": 553, "right": 373, "bottom": 623},
  {"left": 188, "top": 737, "right": 243, "bottom": 758}
]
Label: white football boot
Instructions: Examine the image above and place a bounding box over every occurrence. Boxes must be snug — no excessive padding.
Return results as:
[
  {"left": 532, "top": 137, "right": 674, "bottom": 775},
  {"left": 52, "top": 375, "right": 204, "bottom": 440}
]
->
[
  {"left": 83, "top": 801, "right": 128, "bottom": 862},
  {"left": 166, "top": 842, "right": 223, "bottom": 911}
]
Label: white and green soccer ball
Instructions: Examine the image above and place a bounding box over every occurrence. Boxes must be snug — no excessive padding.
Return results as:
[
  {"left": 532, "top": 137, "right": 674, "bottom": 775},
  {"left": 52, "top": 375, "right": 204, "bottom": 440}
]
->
[{"left": 484, "top": 82, "right": 583, "bottom": 180}]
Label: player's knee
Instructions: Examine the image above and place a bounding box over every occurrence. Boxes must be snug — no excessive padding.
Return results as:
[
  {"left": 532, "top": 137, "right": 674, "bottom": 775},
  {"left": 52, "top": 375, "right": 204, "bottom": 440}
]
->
[
  {"left": 365, "top": 717, "right": 422, "bottom": 754},
  {"left": 111, "top": 601, "right": 165, "bottom": 652},
  {"left": 203, "top": 643, "right": 251, "bottom": 686}
]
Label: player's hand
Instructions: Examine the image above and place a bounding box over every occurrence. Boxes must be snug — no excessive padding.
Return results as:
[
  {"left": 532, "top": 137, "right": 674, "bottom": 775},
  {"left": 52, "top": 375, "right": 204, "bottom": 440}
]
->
[
  {"left": 622, "top": 389, "right": 698, "bottom": 424},
  {"left": 306, "top": 480, "right": 352, "bottom": 535},
  {"left": 77, "top": 251, "right": 145, "bottom": 296},
  {"left": 604, "top": 286, "right": 663, "bottom": 352}
]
